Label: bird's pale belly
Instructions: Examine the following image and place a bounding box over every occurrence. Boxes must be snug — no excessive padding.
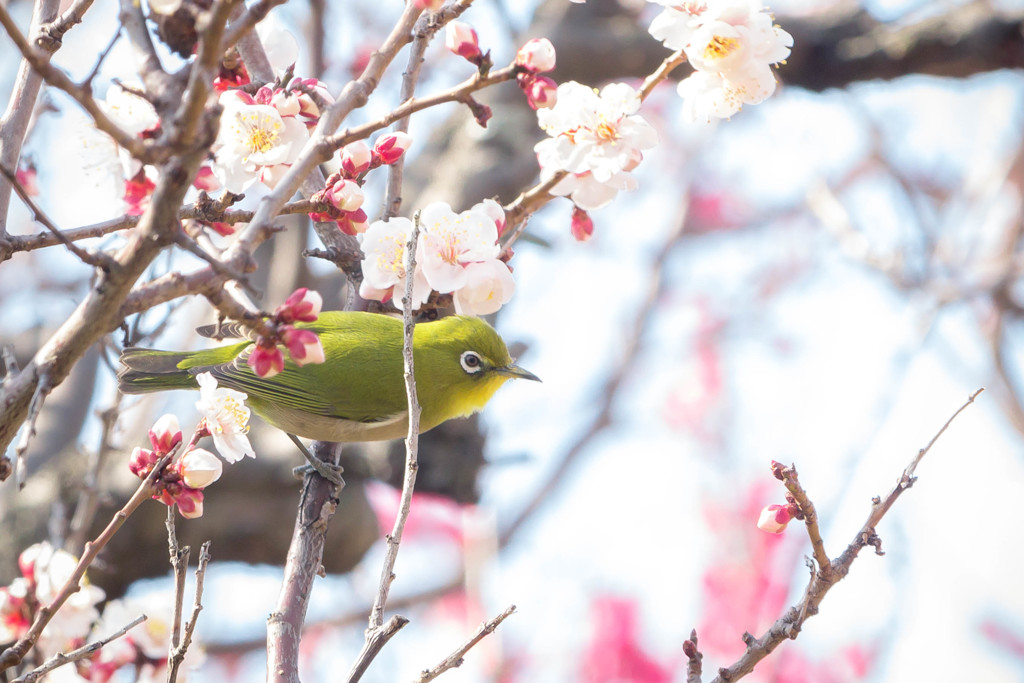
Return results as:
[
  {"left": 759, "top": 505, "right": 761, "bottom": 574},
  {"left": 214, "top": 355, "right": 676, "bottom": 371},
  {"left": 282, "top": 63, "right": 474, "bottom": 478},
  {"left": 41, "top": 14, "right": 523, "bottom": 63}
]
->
[{"left": 250, "top": 401, "right": 411, "bottom": 442}]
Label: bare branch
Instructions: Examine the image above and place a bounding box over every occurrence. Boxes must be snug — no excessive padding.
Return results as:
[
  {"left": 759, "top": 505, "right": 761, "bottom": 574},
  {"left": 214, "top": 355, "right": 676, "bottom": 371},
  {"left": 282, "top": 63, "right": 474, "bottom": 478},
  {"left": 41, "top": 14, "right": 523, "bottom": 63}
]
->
[
  {"left": 167, "top": 541, "right": 212, "bottom": 682},
  {"left": 11, "top": 615, "right": 147, "bottom": 683},
  {"left": 0, "top": 164, "right": 119, "bottom": 269},
  {"left": 415, "top": 604, "right": 517, "bottom": 683},
  {"left": 345, "top": 213, "right": 422, "bottom": 682},
  {"left": 707, "top": 389, "right": 984, "bottom": 683}
]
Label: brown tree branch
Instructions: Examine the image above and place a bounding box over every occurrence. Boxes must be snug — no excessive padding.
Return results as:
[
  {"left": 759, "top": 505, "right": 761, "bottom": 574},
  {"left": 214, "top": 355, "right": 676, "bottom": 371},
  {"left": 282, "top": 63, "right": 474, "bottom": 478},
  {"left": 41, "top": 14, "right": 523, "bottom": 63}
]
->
[{"left": 266, "top": 441, "right": 345, "bottom": 683}]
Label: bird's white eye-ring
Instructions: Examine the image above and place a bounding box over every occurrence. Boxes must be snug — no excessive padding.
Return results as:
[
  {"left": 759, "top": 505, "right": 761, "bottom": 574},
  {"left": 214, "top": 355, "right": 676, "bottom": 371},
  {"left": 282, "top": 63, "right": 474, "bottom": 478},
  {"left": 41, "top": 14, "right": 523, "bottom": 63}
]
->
[{"left": 460, "top": 351, "right": 484, "bottom": 374}]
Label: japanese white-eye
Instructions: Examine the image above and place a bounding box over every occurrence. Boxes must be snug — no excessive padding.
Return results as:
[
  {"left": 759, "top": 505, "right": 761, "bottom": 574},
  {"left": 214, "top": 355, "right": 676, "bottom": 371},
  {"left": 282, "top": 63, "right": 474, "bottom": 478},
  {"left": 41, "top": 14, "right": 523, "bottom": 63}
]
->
[{"left": 118, "top": 312, "right": 539, "bottom": 442}]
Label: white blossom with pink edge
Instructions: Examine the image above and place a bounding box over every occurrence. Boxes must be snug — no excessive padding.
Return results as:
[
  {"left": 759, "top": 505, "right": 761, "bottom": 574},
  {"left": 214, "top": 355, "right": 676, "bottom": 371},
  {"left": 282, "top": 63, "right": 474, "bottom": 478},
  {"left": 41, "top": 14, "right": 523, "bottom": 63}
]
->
[
  {"left": 195, "top": 372, "right": 254, "bottom": 463},
  {"left": 211, "top": 90, "right": 309, "bottom": 193},
  {"left": 535, "top": 82, "right": 657, "bottom": 209},
  {"left": 416, "top": 201, "right": 501, "bottom": 293}
]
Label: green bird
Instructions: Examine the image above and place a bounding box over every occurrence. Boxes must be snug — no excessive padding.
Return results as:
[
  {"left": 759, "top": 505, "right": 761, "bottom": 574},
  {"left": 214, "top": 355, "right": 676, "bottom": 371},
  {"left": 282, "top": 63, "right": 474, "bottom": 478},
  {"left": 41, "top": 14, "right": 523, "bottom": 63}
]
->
[{"left": 118, "top": 312, "right": 539, "bottom": 443}]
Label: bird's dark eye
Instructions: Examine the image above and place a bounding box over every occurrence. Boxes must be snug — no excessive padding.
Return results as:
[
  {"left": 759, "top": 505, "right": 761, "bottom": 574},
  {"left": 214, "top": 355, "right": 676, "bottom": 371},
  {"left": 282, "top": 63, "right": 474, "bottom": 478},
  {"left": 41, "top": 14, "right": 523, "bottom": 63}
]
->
[{"left": 460, "top": 351, "right": 483, "bottom": 374}]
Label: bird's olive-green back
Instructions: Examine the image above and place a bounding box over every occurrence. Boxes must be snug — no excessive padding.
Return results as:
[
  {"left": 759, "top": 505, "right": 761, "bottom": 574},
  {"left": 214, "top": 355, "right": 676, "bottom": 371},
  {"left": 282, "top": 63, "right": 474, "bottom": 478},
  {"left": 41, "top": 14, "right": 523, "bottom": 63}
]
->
[{"left": 207, "top": 312, "right": 513, "bottom": 429}]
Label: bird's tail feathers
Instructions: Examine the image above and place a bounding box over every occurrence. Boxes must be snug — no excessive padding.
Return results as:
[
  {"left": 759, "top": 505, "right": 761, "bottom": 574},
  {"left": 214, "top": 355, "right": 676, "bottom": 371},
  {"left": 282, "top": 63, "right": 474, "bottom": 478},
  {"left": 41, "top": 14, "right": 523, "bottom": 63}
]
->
[{"left": 117, "top": 348, "right": 199, "bottom": 394}]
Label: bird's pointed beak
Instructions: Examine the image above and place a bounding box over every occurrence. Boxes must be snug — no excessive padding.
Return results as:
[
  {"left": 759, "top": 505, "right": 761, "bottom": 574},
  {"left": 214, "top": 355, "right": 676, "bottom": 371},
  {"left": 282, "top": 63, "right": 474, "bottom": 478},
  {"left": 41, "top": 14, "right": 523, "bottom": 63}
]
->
[{"left": 497, "top": 363, "right": 541, "bottom": 382}]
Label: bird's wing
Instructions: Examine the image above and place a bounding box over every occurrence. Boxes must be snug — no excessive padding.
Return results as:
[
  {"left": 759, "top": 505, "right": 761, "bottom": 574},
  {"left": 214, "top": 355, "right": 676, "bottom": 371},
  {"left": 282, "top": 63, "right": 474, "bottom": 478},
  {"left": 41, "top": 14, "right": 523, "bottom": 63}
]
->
[{"left": 208, "top": 338, "right": 408, "bottom": 423}]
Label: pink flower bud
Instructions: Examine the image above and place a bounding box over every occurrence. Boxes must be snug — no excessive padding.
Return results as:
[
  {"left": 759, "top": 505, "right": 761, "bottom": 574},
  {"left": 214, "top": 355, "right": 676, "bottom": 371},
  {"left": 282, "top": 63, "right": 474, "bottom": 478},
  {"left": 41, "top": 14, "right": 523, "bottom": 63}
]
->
[
  {"left": 148, "top": 414, "right": 182, "bottom": 455},
  {"left": 282, "top": 327, "right": 325, "bottom": 366},
  {"left": 516, "top": 38, "right": 556, "bottom": 73},
  {"left": 123, "top": 170, "right": 155, "bottom": 216},
  {"left": 271, "top": 89, "right": 301, "bottom": 117},
  {"left": 192, "top": 165, "right": 221, "bottom": 192},
  {"left": 338, "top": 208, "right": 369, "bottom": 236},
  {"left": 253, "top": 86, "right": 274, "bottom": 106},
  {"left": 522, "top": 74, "right": 558, "bottom": 110},
  {"left": 247, "top": 344, "right": 285, "bottom": 378},
  {"left": 340, "top": 140, "right": 372, "bottom": 176},
  {"left": 413, "top": 0, "right": 444, "bottom": 9},
  {"left": 175, "top": 489, "right": 205, "bottom": 519},
  {"left": 756, "top": 504, "right": 793, "bottom": 534},
  {"left": 571, "top": 206, "right": 594, "bottom": 242},
  {"left": 129, "top": 446, "right": 159, "bottom": 478},
  {"left": 327, "top": 179, "right": 365, "bottom": 212},
  {"left": 16, "top": 163, "right": 39, "bottom": 197},
  {"left": 445, "top": 21, "right": 482, "bottom": 61},
  {"left": 288, "top": 77, "right": 333, "bottom": 122},
  {"left": 278, "top": 287, "right": 323, "bottom": 323},
  {"left": 373, "top": 131, "right": 413, "bottom": 165},
  {"left": 179, "top": 448, "right": 223, "bottom": 489}
]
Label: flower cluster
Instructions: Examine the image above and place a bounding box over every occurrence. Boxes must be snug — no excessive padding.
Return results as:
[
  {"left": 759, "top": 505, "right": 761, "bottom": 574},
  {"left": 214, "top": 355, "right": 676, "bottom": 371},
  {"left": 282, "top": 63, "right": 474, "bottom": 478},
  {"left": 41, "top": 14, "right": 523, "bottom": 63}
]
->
[
  {"left": 246, "top": 288, "right": 327, "bottom": 378},
  {"left": 359, "top": 200, "right": 514, "bottom": 315},
  {"left": 307, "top": 133, "right": 411, "bottom": 236},
  {"left": 648, "top": 0, "right": 793, "bottom": 121},
  {"left": 515, "top": 38, "right": 557, "bottom": 110},
  {"left": 129, "top": 413, "right": 220, "bottom": 518},
  {"left": 535, "top": 81, "right": 658, "bottom": 211},
  {"left": 0, "top": 543, "right": 105, "bottom": 660},
  {"left": 82, "top": 595, "right": 204, "bottom": 682}
]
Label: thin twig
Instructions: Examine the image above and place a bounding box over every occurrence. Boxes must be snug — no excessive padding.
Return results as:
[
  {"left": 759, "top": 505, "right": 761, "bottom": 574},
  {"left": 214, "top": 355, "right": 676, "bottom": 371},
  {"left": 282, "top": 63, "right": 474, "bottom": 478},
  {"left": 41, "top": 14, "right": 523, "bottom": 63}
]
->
[
  {"left": 11, "top": 615, "right": 147, "bottom": 683},
  {"left": 415, "top": 604, "right": 517, "bottom": 683},
  {"left": 166, "top": 507, "right": 190, "bottom": 662},
  {"left": 778, "top": 466, "right": 832, "bottom": 578},
  {"left": 13, "top": 367, "right": 52, "bottom": 488},
  {"left": 707, "top": 389, "right": 984, "bottom": 683},
  {"left": 345, "top": 215, "right": 422, "bottom": 683},
  {"left": 0, "top": 164, "right": 117, "bottom": 269},
  {"left": 167, "top": 541, "right": 212, "bottom": 682},
  {"left": 67, "top": 399, "right": 122, "bottom": 554},
  {"left": 370, "top": 213, "right": 421, "bottom": 627}
]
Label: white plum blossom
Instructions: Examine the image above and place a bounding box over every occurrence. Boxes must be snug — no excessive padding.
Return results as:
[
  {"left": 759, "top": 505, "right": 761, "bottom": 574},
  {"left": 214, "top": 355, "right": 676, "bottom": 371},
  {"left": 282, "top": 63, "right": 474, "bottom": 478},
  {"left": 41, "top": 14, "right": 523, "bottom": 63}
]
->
[
  {"left": 417, "top": 201, "right": 501, "bottom": 293},
  {"left": 195, "top": 372, "right": 255, "bottom": 463},
  {"left": 358, "top": 217, "right": 431, "bottom": 306},
  {"left": 212, "top": 90, "right": 309, "bottom": 193},
  {"left": 359, "top": 201, "right": 515, "bottom": 313},
  {"left": 647, "top": 0, "right": 792, "bottom": 121},
  {"left": 15, "top": 543, "right": 105, "bottom": 659},
  {"left": 535, "top": 81, "right": 656, "bottom": 209},
  {"left": 453, "top": 259, "right": 515, "bottom": 315}
]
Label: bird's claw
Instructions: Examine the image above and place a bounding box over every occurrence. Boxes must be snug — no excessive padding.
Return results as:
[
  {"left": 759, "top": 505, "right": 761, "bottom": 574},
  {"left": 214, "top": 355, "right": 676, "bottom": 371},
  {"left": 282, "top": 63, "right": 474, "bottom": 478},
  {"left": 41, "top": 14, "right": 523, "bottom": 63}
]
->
[
  {"left": 292, "top": 462, "right": 345, "bottom": 486},
  {"left": 287, "top": 433, "right": 345, "bottom": 487}
]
